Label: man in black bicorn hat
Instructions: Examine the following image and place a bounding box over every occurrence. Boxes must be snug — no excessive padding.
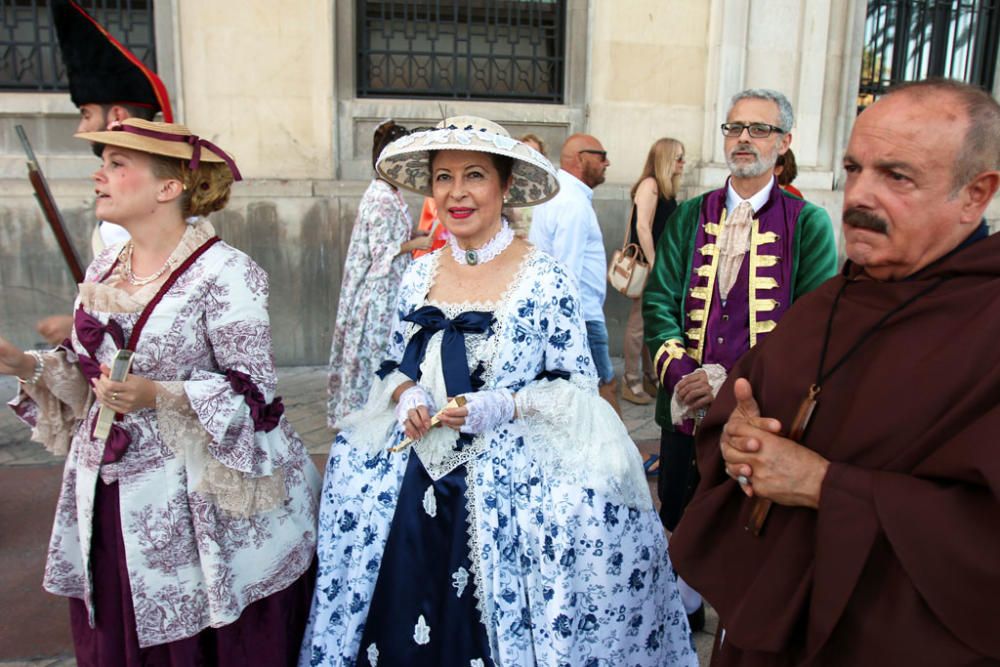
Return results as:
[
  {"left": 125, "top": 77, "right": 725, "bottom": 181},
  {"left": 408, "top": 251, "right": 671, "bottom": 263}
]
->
[{"left": 36, "top": 0, "right": 176, "bottom": 344}]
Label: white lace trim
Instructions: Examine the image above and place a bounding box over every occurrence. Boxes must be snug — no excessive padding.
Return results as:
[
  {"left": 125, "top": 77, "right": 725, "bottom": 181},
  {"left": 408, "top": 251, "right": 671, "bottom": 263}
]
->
[
  {"left": 79, "top": 219, "right": 216, "bottom": 314},
  {"left": 156, "top": 381, "right": 287, "bottom": 517},
  {"left": 464, "top": 458, "right": 498, "bottom": 659},
  {"left": 514, "top": 378, "right": 653, "bottom": 510},
  {"left": 669, "top": 363, "right": 727, "bottom": 426},
  {"left": 16, "top": 350, "right": 91, "bottom": 456},
  {"left": 367, "top": 643, "right": 379, "bottom": 665}
]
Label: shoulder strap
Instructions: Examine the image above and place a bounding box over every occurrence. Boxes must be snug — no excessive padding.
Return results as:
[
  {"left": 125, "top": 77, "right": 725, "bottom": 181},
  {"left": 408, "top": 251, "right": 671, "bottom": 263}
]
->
[
  {"left": 622, "top": 204, "right": 637, "bottom": 248},
  {"left": 125, "top": 236, "right": 222, "bottom": 349}
]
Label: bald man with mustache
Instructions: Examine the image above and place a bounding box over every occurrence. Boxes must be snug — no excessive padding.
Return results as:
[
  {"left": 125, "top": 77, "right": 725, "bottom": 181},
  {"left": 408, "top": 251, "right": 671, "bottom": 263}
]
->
[{"left": 670, "top": 78, "right": 1000, "bottom": 665}]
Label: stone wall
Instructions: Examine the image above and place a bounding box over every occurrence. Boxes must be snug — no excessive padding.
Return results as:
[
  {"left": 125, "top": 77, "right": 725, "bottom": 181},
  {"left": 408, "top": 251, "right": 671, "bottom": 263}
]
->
[{"left": 3, "top": 177, "right": 997, "bottom": 365}]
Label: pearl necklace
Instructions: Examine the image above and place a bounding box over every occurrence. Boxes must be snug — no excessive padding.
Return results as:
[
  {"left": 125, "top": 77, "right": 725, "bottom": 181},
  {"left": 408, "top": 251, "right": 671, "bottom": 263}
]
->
[
  {"left": 122, "top": 242, "right": 173, "bottom": 286},
  {"left": 449, "top": 218, "right": 514, "bottom": 266}
]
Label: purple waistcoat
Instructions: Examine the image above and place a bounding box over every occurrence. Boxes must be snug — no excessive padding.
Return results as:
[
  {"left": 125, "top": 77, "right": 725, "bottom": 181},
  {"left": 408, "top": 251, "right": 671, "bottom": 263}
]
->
[{"left": 683, "top": 181, "right": 807, "bottom": 370}]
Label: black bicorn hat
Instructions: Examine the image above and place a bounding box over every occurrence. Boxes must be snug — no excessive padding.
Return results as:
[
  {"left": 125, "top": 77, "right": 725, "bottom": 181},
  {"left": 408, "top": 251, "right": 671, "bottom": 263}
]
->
[{"left": 52, "top": 0, "right": 173, "bottom": 122}]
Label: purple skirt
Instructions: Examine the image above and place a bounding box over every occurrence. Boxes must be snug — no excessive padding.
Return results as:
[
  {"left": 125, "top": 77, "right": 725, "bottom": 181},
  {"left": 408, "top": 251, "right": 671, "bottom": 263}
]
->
[{"left": 68, "top": 481, "right": 315, "bottom": 667}]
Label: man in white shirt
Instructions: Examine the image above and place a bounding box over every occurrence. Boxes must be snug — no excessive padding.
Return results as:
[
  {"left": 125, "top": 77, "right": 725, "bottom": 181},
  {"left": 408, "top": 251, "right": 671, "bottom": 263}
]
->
[{"left": 529, "top": 133, "right": 620, "bottom": 413}]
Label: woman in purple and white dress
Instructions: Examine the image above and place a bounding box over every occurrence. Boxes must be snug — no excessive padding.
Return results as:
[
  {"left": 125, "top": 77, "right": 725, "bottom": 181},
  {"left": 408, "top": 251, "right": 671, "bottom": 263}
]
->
[{"left": 0, "top": 118, "right": 320, "bottom": 666}]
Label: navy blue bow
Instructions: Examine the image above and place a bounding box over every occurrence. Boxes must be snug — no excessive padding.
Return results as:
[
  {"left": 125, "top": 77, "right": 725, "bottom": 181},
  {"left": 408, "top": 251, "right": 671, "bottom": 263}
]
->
[{"left": 393, "top": 306, "right": 494, "bottom": 397}]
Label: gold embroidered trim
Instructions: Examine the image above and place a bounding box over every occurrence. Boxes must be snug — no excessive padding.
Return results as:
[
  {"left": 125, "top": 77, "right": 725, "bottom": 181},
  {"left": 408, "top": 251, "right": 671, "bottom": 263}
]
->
[
  {"left": 756, "top": 231, "right": 779, "bottom": 245},
  {"left": 752, "top": 320, "right": 777, "bottom": 335},
  {"left": 689, "top": 286, "right": 710, "bottom": 301},
  {"left": 654, "top": 339, "right": 688, "bottom": 385},
  {"left": 686, "top": 328, "right": 702, "bottom": 342},
  {"left": 753, "top": 276, "right": 779, "bottom": 291},
  {"left": 688, "top": 309, "right": 705, "bottom": 322},
  {"left": 756, "top": 254, "right": 780, "bottom": 267},
  {"left": 704, "top": 222, "right": 722, "bottom": 236},
  {"left": 695, "top": 265, "right": 714, "bottom": 278},
  {"left": 755, "top": 299, "right": 778, "bottom": 312},
  {"left": 690, "top": 207, "right": 726, "bottom": 363}
]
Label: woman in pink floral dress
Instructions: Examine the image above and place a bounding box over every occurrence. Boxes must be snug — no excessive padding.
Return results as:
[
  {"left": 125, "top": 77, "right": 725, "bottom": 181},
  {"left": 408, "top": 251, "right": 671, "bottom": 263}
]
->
[
  {"left": 327, "top": 120, "right": 433, "bottom": 427},
  {"left": 1, "top": 119, "right": 320, "bottom": 666}
]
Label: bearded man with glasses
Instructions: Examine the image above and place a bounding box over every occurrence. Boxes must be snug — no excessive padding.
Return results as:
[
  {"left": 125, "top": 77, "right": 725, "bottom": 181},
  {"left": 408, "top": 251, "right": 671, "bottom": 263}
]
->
[{"left": 642, "top": 88, "right": 837, "bottom": 629}]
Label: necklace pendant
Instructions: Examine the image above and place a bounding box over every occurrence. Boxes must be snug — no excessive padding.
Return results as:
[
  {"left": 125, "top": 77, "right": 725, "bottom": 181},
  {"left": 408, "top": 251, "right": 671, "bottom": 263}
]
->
[{"left": 465, "top": 249, "right": 478, "bottom": 265}]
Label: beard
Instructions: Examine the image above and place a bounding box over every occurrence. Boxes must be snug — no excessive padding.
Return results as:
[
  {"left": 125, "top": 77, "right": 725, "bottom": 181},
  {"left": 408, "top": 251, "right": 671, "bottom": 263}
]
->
[
  {"left": 726, "top": 142, "right": 778, "bottom": 179},
  {"left": 843, "top": 207, "right": 889, "bottom": 234}
]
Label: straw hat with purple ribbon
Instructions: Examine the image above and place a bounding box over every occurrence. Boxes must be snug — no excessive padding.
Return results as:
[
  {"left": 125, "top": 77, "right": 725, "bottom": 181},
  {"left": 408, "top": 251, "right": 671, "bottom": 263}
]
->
[{"left": 76, "top": 118, "right": 242, "bottom": 181}]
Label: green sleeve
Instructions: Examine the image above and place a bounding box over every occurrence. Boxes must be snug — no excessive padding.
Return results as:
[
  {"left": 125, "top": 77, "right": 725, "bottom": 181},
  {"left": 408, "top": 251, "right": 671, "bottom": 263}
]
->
[
  {"left": 642, "top": 196, "right": 701, "bottom": 354},
  {"left": 791, "top": 202, "right": 839, "bottom": 300}
]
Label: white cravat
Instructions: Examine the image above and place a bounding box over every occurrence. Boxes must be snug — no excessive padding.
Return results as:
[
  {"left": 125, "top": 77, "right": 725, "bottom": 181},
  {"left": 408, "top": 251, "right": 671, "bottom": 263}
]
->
[{"left": 716, "top": 200, "right": 754, "bottom": 300}]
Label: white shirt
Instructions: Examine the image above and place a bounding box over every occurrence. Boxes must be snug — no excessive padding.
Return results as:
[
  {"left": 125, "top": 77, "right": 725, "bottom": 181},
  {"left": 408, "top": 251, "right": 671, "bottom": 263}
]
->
[
  {"left": 529, "top": 169, "right": 607, "bottom": 323},
  {"left": 725, "top": 176, "right": 773, "bottom": 215}
]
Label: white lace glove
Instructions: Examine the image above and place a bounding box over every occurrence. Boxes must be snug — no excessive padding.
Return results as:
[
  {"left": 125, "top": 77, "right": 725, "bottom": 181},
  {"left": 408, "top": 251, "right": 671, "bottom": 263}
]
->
[
  {"left": 395, "top": 384, "right": 435, "bottom": 428},
  {"left": 459, "top": 389, "right": 515, "bottom": 435}
]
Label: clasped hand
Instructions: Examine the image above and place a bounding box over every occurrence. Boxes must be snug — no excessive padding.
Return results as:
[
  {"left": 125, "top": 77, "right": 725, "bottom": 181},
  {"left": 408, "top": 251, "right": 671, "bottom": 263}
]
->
[
  {"left": 720, "top": 378, "right": 829, "bottom": 509},
  {"left": 91, "top": 364, "right": 157, "bottom": 415}
]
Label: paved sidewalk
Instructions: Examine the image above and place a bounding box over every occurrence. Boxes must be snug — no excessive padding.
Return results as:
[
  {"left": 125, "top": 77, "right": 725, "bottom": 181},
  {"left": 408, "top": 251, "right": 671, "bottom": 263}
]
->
[{"left": 0, "top": 364, "right": 715, "bottom": 665}]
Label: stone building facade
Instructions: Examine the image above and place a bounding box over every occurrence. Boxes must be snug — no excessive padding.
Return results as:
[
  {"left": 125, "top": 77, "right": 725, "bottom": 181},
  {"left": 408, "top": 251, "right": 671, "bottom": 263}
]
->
[{"left": 2, "top": 0, "right": 998, "bottom": 363}]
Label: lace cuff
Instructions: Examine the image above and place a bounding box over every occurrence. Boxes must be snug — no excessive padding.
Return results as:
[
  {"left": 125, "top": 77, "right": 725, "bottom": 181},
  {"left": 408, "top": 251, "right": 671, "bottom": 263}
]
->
[
  {"left": 669, "top": 364, "right": 727, "bottom": 426},
  {"left": 514, "top": 376, "right": 652, "bottom": 509},
  {"left": 8, "top": 349, "right": 91, "bottom": 456},
  {"left": 337, "top": 369, "right": 411, "bottom": 451},
  {"left": 156, "top": 381, "right": 286, "bottom": 517}
]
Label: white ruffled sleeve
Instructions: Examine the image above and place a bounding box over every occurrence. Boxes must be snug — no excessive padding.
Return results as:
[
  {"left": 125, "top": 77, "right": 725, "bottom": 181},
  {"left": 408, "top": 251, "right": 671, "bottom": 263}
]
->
[
  {"left": 512, "top": 259, "right": 652, "bottom": 509},
  {"left": 180, "top": 253, "right": 290, "bottom": 480},
  {"left": 8, "top": 347, "right": 92, "bottom": 456}
]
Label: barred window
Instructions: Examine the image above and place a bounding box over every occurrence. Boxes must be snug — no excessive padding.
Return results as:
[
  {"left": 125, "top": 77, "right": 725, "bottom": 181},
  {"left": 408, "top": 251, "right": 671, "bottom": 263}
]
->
[
  {"left": 356, "top": 0, "right": 566, "bottom": 103},
  {"left": 858, "top": 0, "right": 1000, "bottom": 111},
  {"left": 0, "top": 0, "right": 156, "bottom": 92}
]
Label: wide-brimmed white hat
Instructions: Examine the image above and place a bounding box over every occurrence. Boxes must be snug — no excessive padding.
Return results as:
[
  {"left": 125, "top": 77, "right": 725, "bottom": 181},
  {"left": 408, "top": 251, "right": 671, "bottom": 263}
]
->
[{"left": 376, "top": 116, "right": 559, "bottom": 207}]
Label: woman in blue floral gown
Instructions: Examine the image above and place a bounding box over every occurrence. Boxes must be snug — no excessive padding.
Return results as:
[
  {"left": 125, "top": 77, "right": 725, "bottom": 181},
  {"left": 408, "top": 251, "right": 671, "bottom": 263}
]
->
[{"left": 300, "top": 117, "right": 697, "bottom": 667}]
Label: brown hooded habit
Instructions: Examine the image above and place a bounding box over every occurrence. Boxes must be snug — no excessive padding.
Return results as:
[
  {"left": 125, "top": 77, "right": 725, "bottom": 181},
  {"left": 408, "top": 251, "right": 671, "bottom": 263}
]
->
[{"left": 670, "top": 226, "right": 1000, "bottom": 666}]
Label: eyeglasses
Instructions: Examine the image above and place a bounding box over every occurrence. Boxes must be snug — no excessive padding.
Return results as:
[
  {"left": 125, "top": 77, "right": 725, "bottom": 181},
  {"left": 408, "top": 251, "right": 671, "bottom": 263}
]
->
[
  {"left": 676, "top": 155, "right": 686, "bottom": 163},
  {"left": 720, "top": 123, "right": 785, "bottom": 139},
  {"left": 578, "top": 149, "right": 608, "bottom": 161}
]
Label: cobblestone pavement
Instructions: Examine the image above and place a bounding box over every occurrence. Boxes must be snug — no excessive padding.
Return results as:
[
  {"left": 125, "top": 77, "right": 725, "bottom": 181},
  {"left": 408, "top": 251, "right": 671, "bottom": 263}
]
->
[{"left": 0, "top": 363, "right": 715, "bottom": 665}]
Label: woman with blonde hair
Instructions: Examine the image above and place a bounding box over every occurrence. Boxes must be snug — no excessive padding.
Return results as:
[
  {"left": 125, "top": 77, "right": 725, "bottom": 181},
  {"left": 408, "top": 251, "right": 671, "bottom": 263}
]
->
[
  {"left": 1, "top": 118, "right": 320, "bottom": 664},
  {"left": 622, "top": 139, "right": 685, "bottom": 428}
]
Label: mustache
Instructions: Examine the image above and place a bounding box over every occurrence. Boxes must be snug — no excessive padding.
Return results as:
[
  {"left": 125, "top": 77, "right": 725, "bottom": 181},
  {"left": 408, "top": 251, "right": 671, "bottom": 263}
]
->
[
  {"left": 843, "top": 207, "right": 889, "bottom": 234},
  {"left": 728, "top": 143, "right": 759, "bottom": 160}
]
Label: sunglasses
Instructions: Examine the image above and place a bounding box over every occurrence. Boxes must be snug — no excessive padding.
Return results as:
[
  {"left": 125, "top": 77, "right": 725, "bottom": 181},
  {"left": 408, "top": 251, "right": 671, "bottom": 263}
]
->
[{"left": 578, "top": 149, "right": 608, "bottom": 161}]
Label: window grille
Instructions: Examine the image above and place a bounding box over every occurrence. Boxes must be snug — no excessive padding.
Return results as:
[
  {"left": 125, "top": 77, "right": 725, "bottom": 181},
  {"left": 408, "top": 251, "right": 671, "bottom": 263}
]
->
[
  {"left": 0, "top": 0, "right": 156, "bottom": 92},
  {"left": 357, "top": 0, "right": 565, "bottom": 103},
  {"left": 859, "top": 0, "right": 1000, "bottom": 111}
]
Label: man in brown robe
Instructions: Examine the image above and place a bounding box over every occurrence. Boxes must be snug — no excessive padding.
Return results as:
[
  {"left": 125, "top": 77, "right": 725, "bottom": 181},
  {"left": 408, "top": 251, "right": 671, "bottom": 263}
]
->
[{"left": 670, "top": 78, "right": 1000, "bottom": 665}]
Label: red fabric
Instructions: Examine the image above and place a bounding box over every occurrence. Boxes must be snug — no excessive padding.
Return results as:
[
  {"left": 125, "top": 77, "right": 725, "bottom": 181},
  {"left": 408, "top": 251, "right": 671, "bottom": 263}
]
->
[
  {"left": 779, "top": 183, "right": 803, "bottom": 198},
  {"left": 69, "top": 481, "right": 315, "bottom": 666},
  {"left": 671, "top": 231, "right": 1000, "bottom": 665},
  {"left": 413, "top": 198, "right": 448, "bottom": 258}
]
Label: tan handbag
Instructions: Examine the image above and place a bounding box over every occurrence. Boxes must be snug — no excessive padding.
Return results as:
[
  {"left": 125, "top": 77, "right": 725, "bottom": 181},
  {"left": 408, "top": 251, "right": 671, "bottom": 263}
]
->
[{"left": 607, "top": 205, "right": 650, "bottom": 298}]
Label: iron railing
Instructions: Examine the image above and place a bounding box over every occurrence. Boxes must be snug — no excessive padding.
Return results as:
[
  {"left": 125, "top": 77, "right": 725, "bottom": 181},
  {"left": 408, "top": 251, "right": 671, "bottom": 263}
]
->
[
  {"left": 859, "top": 0, "right": 1000, "bottom": 110},
  {"left": 0, "top": 0, "right": 156, "bottom": 92},
  {"left": 357, "top": 0, "right": 565, "bottom": 103}
]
